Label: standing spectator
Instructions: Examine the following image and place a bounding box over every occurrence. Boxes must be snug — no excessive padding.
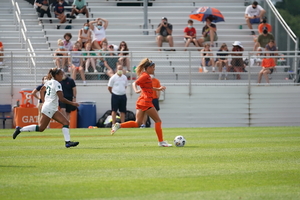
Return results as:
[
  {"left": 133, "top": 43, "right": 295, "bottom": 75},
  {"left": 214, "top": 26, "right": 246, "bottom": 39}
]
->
[
  {"left": 63, "top": 32, "right": 73, "bottom": 51},
  {"left": 254, "top": 27, "right": 275, "bottom": 51},
  {"left": 0, "top": 41, "right": 4, "bottom": 66},
  {"left": 230, "top": 41, "right": 244, "bottom": 80},
  {"left": 71, "top": 0, "right": 89, "bottom": 22},
  {"left": 156, "top": 17, "right": 175, "bottom": 51},
  {"left": 110, "top": 58, "right": 172, "bottom": 147},
  {"left": 77, "top": 22, "right": 92, "bottom": 49},
  {"left": 107, "top": 65, "right": 128, "bottom": 125},
  {"left": 13, "top": 68, "right": 80, "bottom": 148},
  {"left": 183, "top": 19, "right": 199, "bottom": 51},
  {"left": 200, "top": 43, "right": 215, "bottom": 73},
  {"left": 258, "top": 17, "right": 272, "bottom": 34},
  {"left": 245, "top": 1, "right": 266, "bottom": 35},
  {"left": 216, "top": 43, "right": 229, "bottom": 80},
  {"left": 54, "top": 0, "right": 67, "bottom": 29},
  {"left": 30, "top": 76, "right": 48, "bottom": 124},
  {"left": 197, "top": 16, "right": 218, "bottom": 47},
  {"left": 258, "top": 51, "right": 275, "bottom": 84},
  {"left": 89, "top": 18, "right": 109, "bottom": 50},
  {"left": 68, "top": 42, "right": 86, "bottom": 85},
  {"left": 82, "top": 42, "right": 97, "bottom": 73},
  {"left": 54, "top": 39, "right": 68, "bottom": 71},
  {"left": 59, "top": 73, "right": 77, "bottom": 121},
  {"left": 103, "top": 44, "right": 119, "bottom": 78},
  {"left": 117, "top": 41, "right": 131, "bottom": 74},
  {"left": 34, "top": 0, "right": 53, "bottom": 24}
]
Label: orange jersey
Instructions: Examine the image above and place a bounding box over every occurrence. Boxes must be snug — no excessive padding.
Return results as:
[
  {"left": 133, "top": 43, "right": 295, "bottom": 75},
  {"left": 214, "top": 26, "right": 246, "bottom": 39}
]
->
[
  {"left": 258, "top": 23, "right": 272, "bottom": 34},
  {"left": 151, "top": 78, "right": 161, "bottom": 99},
  {"left": 261, "top": 58, "right": 275, "bottom": 68},
  {"left": 135, "top": 72, "right": 153, "bottom": 107}
]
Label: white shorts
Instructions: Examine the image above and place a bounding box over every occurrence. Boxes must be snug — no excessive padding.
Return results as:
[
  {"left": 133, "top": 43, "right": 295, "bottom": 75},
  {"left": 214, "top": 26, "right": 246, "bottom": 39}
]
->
[{"left": 41, "top": 106, "right": 58, "bottom": 119}]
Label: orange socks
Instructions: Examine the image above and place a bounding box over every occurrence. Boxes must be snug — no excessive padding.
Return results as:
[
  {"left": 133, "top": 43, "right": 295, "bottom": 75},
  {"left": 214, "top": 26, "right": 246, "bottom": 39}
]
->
[
  {"left": 155, "top": 122, "right": 163, "bottom": 142},
  {"left": 120, "top": 121, "right": 139, "bottom": 128}
]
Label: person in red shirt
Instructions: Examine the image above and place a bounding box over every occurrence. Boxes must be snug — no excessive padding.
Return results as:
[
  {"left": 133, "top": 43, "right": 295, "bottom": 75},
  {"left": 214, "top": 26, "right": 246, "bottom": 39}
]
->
[
  {"left": 183, "top": 19, "right": 199, "bottom": 51},
  {"left": 110, "top": 58, "right": 172, "bottom": 147},
  {"left": 258, "top": 51, "right": 275, "bottom": 84},
  {"left": 0, "top": 41, "right": 4, "bottom": 65}
]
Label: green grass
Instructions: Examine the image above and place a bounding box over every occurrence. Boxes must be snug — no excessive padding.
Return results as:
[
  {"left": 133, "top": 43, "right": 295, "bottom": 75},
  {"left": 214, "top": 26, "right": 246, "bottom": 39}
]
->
[{"left": 0, "top": 127, "right": 300, "bottom": 200}]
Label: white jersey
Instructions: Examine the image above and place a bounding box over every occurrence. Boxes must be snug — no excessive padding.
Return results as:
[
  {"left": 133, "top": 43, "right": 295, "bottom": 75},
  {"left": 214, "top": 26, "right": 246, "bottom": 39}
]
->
[
  {"left": 245, "top": 5, "right": 264, "bottom": 17},
  {"left": 42, "top": 78, "right": 62, "bottom": 111},
  {"left": 92, "top": 27, "right": 106, "bottom": 42},
  {"left": 108, "top": 74, "right": 128, "bottom": 95}
]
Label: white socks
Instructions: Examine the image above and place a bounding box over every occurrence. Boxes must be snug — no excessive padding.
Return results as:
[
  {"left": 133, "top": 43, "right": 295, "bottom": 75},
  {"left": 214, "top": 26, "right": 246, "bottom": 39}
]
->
[
  {"left": 20, "top": 125, "right": 37, "bottom": 132},
  {"left": 62, "top": 127, "right": 70, "bottom": 142}
]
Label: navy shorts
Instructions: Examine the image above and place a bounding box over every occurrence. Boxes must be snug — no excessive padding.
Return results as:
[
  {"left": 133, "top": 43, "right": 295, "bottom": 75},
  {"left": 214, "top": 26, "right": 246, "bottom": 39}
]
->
[
  {"left": 152, "top": 98, "right": 160, "bottom": 111},
  {"left": 250, "top": 18, "right": 260, "bottom": 24},
  {"left": 59, "top": 97, "right": 76, "bottom": 113},
  {"left": 111, "top": 93, "right": 127, "bottom": 113}
]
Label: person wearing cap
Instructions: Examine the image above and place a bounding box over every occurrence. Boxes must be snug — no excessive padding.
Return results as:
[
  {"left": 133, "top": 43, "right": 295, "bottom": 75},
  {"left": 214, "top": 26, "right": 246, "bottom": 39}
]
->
[
  {"left": 254, "top": 27, "right": 274, "bottom": 51},
  {"left": 245, "top": 1, "right": 266, "bottom": 35},
  {"left": 0, "top": 41, "right": 4, "bottom": 66},
  {"left": 230, "top": 41, "right": 244, "bottom": 80},
  {"left": 156, "top": 17, "right": 175, "bottom": 51}
]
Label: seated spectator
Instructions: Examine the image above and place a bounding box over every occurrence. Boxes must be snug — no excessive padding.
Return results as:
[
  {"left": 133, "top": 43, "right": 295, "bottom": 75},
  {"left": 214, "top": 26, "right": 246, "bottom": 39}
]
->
[
  {"left": 89, "top": 18, "right": 109, "bottom": 50},
  {"left": 258, "top": 51, "right": 275, "bottom": 84},
  {"left": 102, "top": 45, "right": 119, "bottom": 78},
  {"left": 71, "top": 0, "right": 89, "bottom": 23},
  {"left": 258, "top": 17, "right": 272, "bottom": 34},
  {"left": 54, "top": 39, "right": 68, "bottom": 70},
  {"left": 230, "top": 41, "right": 244, "bottom": 80},
  {"left": 77, "top": 22, "right": 92, "bottom": 49},
  {"left": 0, "top": 41, "right": 4, "bottom": 66},
  {"left": 183, "top": 19, "right": 199, "bottom": 51},
  {"left": 63, "top": 32, "right": 73, "bottom": 51},
  {"left": 254, "top": 27, "right": 274, "bottom": 51},
  {"left": 245, "top": 1, "right": 266, "bottom": 35},
  {"left": 54, "top": 0, "right": 67, "bottom": 29},
  {"left": 197, "top": 16, "right": 218, "bottom": 47},
  {"left": 200, "top": 43, "right": 215, "bottom": 73},
  {"left": 216, "top": 43, "right": 229, "bottom": 80},
  {"left": 82, "top": 42, "right": 97, "bottom": 73},
  {"left": 117, "top": 41, "right": 131, "bottom": 74},
  {"left": 34, "top": 0, "right": 53, "bottom": 24},
  {"left": 156, "top": 17, "right": 175, "bottom": 51},
  {"left": 68, "top": 41, "right": 86, "bottom": 85}
]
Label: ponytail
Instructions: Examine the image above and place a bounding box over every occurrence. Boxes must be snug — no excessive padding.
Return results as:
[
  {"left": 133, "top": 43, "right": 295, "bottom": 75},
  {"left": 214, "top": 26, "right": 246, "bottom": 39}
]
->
[{"left": 135, "top": 58, "right": 154, "bottom": 76}]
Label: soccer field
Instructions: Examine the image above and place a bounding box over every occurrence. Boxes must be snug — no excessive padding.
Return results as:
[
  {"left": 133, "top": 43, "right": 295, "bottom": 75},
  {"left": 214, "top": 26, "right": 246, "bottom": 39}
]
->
[{"left": 0, "top": 127, "right": 299, "bottom": 200}]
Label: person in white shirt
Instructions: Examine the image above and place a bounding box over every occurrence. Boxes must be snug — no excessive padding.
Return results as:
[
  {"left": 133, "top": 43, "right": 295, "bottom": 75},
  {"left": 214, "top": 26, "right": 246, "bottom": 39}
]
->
[
  {"left": 107, "top": 65, "right": 128, "bottom": 125},
  {"left": 89, "top": 18, "right": 109, "bottom": 50},
  {"left": 245, "top": 1, "right": 266, "bottom": 35},
  {"left": 13, "top": 68, "right": 80, "bottom": 148}
]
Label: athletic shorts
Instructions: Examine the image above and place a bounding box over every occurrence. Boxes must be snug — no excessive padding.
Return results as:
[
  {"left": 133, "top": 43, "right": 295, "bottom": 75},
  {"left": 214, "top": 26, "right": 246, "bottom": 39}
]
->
[
  {"left": 111, "top": 93, "right": 127, "bottom": 113},
  {"left": 136, "top": 104, "right": 153, "bottom": 112},
  {"left": 41, "top": 106, "right": 58, "bottom": 119},
  {"left": 59, "top": 97, "right": 76, "bottom": 113},
  {"left": 152, "top": 98, "right": 160, "bottom": 111}
]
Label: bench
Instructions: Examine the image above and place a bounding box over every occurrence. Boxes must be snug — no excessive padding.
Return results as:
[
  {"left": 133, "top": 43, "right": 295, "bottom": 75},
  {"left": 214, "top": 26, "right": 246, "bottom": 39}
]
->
[{"left": 0, "top": 104, "right": 12, "bottom": 129}]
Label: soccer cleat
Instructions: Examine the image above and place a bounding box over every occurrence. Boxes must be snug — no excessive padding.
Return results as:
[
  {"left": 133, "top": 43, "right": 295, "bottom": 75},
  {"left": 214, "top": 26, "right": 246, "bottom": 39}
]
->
[
  {"left": 13, "top": 126, "right": 21, "bottom": 139},
  {"left": 65, "top": 141, "right": 79, "bottom": 148},
  {"left": 111, "top": 123, "right": 120, "bottom": 135},
  {"left": 158, "top": 141, "right": 172, "bottom": 147}
]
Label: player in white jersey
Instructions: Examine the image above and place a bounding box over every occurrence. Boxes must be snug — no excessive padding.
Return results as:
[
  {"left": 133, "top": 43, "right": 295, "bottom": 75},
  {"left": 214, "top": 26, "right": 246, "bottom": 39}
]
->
[
  {"left": 13, "top": 68, "right": 80, "bottom": 148},
  {"left": 89, "top": 17, "right": 108, "bottom": 50}
]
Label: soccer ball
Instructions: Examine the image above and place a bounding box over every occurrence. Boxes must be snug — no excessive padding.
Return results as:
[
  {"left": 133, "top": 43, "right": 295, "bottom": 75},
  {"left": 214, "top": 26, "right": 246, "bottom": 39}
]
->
[{"left": 174, "top": 135, "right": 186, "bottom": 147}]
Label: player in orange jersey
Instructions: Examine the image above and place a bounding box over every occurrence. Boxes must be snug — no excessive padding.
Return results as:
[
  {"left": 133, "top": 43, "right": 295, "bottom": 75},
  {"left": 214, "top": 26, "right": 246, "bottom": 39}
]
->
[{"left": 110, "top": 58, "right": 172, "bottom": 147}]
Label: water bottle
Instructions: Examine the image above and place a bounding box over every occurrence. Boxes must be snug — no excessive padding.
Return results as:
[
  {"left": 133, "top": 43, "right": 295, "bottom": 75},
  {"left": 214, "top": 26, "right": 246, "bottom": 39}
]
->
[{"left": 133, "top": 66, "right": 136, "bottom": 72}]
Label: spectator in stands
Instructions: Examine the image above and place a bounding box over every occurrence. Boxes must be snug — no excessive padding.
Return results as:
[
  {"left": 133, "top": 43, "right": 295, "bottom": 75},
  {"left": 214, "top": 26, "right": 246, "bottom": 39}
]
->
[
  {"left": 0, "top": 41, "right": 4, "bottom": 66},
  {"left": 216, "top": 43, "right": 229, "bottom": 80},
  {"left": 107, "top": 65, "right": 128, "bottom": 125},
  {"left": 230, "top": 41, "right": 244, "bottom": 80},
  {"left": 68, "top": 41, "right": 86, "bottom": 85},
  {"left": 77, "top": 22, "right": 92, "bottom": 49},
  {"left": 54, "top": 0, "right": 67, "bottom": 29},
  {"left": 265, "top": 39, "right": 278, "bottom": 63},
  {"left": 117, "top": 41, "right": 131, "bottom": 74},
  {"left": 103, "top": 44, "right": 119, "bottom": 78},
  {"left": 63, "top": 32, "right": 73, "bottom": 51},
  {"left": 200, "top": 43, "right": 215, "bottom": 73},
  {"left": 254, "top": 27, "right": 275, "bottom": 51},
  {"left": 71, "top": 0, "right": 89, "bottom": 23},
  {"left": 89, "top": 18, "right": 109, "bottom": 50},
  {"left": 183, "top": 19, "right": 199, "bottom": 51},
  {"left": 197, "top": 16, "right": 218, "bottom": 47},
  {"left": 34, "top": 0, "right": 53, "bottom": 24},
  {"left": 54, "top": 39, "right": 68, "bottom": 71},
  {"left": 258, "top": 17, "right": 272, "bottom": 34},
  {"left": 245, "top": 1, "right": 266, "bottom": 35},
  {"left": 156, "top": 17, "right": 175, "bottom": 51},
  {"left": 82, "top": 42, "right": 97, "bottom": 73},
  {"left": 258, "top": 50, "right": 275, "bottom": 84},
  {"left": 59, "top": 73, "right": 77, "bottom": 121}
]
